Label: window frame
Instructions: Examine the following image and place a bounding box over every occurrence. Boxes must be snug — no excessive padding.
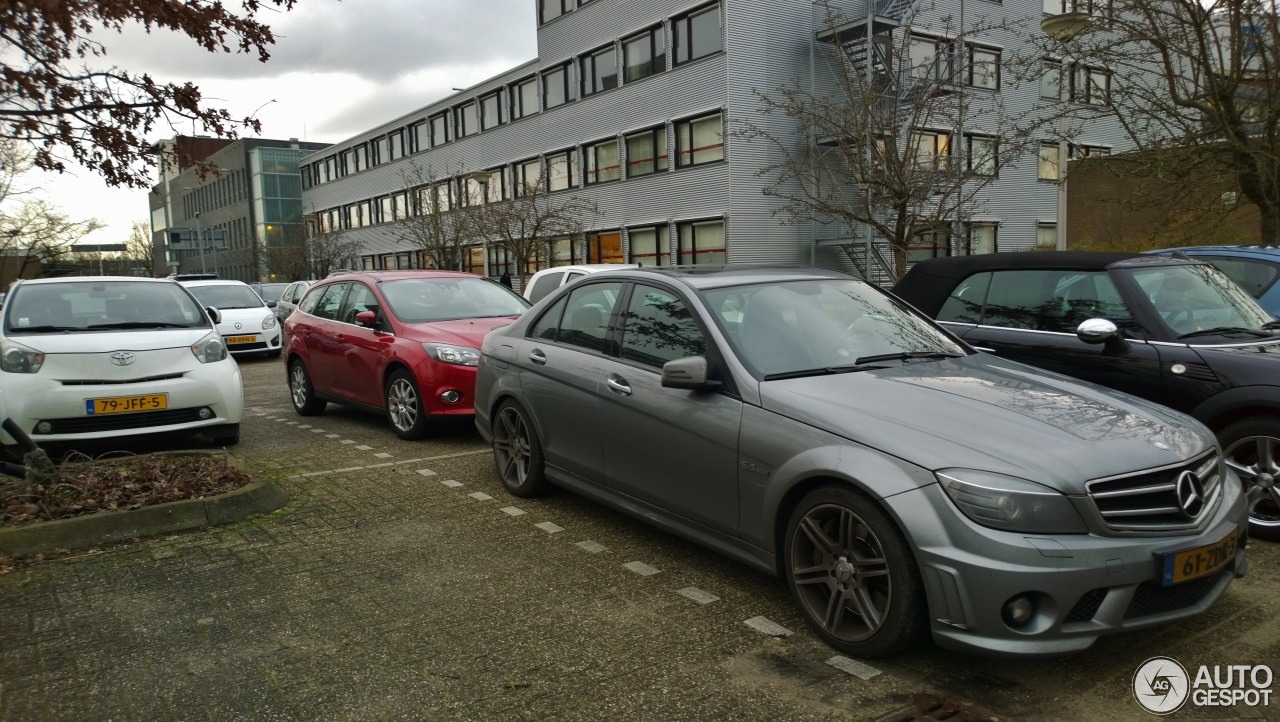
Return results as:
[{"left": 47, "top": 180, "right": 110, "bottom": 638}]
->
[
  {"left": 480, "top": 91, "right": 503, "bottom": 131},
  {"left": 581, "top": 43, "right": 619, "bottom": 97},
  {"left": 539, "top": 0, "right": 573, "bottom": 25},
  {"left": 429, "top": 112, "right": 450, "bottom": 147},
  {"left": 545, "top": 149, "right": 577, "bottom": 192},
  {"left": 455, "top": 100, "right": 478, "bottom": 138},
  {"left": 1038, "top": 142, "right": 1061, "bottom": 181},
  {"left": 966, "top": 134, "right": 998, "bottom": 176},
  {"left": 676, "top": 218, "right": 726, "bottom": 265},
  {"left": 627, "top": 224, "right": 670, "bottom": 267},
  {"left": 673, "top": 3, "right": 723, "bottom": 67},
  {"left": 542, "top": 63, "right": 572, "bottom": 110},
  {"left": 625, "top": 126, "right": 669, "bottom": 177},
  {"left": 968, "top": 45, "right": 1001, "bottom": 90},
  {"left": 623, "top": 25, "right": 667, "bottom": 83},
  {"left": 510, "top": 76, "right": 539, "bottom": 119},
  {"left": 584, "top": 137, "right": 621, "bottom": 185},
  {"left": 675, "top": 112, "right": 724, "bottom": 169}
]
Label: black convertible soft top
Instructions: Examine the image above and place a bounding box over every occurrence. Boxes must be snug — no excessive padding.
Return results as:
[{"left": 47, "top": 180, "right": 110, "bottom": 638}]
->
[{"left": 890, "top": 251, "right": 1197, "bottom": 316}]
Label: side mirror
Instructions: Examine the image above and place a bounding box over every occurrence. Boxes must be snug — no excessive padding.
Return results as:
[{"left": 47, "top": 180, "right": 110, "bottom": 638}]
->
[
  {"left": 355, "top": 310, "right": 378, "bottom": 328},
  {"left": 266, "top": 300, "right": 278, "bottom": 308},
  {"left": 1076, "top": 318, "right": 1118, "bottom": 344},
  {"left": 661, "top": 356, "right": 722, "bottom": 391},
  {"left": 206, "top": 306, "right": 221, "bottom": 325}
]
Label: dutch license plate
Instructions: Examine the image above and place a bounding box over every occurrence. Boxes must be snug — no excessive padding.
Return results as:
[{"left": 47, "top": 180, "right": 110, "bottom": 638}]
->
[
  {"left": 1161, "top": 528, "right": 1238, "bottom": 585},
  {"left": 85, "top": 394, "right": 168, "bottom": 415},
  {"left": 225, "top": 335, "right": 257, "bottom": 345}
]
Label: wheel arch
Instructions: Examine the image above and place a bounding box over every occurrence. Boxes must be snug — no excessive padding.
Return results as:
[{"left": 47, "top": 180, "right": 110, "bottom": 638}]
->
[{"left": 1192, "top": 386, "right": 1280, "bottom": 432}]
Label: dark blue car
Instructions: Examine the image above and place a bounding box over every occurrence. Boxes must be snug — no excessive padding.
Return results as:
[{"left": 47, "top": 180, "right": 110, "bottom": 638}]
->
[{"left": 1149, "top": 246, "right": 1280, "bottom": 316}]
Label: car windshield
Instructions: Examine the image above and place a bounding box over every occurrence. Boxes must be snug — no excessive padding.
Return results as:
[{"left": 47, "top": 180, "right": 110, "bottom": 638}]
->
[
  {"left": 1123, "top": 263, "right": 1279, "bottom": 340},
  {"left": 256, "top": 283, "right": 289, "bottom": 302},
  {"left": 380, "top": 277, "right": 530, "bottom": 323},
  {"left": 5, "top": 281, "right": 207, "bottom": 333},
  {"left": 701, "top": 279, "right": 967, "bottom": 378},
  {"left": 186, "top": 284, "right": 266, "bottom": 309}
]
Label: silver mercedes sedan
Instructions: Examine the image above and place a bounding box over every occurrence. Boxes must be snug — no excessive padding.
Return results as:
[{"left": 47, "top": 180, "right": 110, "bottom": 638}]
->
[{"left": 473, "top": 267, "right": 1248, "bottom": 658}]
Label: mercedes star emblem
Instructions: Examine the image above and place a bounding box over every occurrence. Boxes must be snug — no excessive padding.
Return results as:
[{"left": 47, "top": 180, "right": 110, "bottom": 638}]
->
[
  {"left": 1174, "top": 470, "right": 1205, "bottom": 519},
  {"left": 110, "top": 351, "right": 135, "bottom": 366}
]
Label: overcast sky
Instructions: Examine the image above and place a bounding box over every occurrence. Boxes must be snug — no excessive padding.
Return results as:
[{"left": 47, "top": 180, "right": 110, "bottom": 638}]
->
[{"left": 34, "top": 0, "right": 540, "bottom": 248}]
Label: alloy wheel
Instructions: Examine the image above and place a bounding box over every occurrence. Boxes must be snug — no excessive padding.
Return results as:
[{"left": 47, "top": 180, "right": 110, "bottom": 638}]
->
[
  {"left": 387, "top": 378, "right": 419, "bottom": 432},
  {"left": 1224, "top": 434, "right": 1280, "bottom": 531},
  {"left": 290, "top": 365, "right": 309, "bottom": 409},
  {"left": 789, "top": 503, "right": 893, "bottom": 643},
  {"left": 493, "top": 406, "right": 531, "bottom": 487}
]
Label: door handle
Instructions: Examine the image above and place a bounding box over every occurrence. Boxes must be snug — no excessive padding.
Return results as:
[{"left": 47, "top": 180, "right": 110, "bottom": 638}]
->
[
  {"left": 528, "top": 349, "right": 547, "bottom": 366},
  {"left": 606, "top": 375, "right": 632, "bottom": 396}
]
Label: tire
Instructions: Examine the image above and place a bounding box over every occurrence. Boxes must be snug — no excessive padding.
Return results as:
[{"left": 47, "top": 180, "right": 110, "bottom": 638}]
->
[
  {"left": 289, "top": 359, "right": 326, "bottom": 416},
  {"left": 492, "top": 399, "right": 550, "bottom": 497},
  {"left": 385, "top": 369, "right": 430, "bottom": 440},
  {"left": 1219, "top": 416, "right": 1280, "bottom": 541},
  {"left": 783, "top": 485, "right": 927, "bottom": 658}
]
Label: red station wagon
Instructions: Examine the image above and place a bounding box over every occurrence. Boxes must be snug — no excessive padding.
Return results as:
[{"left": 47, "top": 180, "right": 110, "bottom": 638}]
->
[{"left": 284, "top": 271, "right": 530, "bottom": 438}]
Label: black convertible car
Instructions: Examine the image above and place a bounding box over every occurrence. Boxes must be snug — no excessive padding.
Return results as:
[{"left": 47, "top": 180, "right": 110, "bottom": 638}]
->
[{"left": 893, "top": 252, "right": 1280, "bottom": 539}]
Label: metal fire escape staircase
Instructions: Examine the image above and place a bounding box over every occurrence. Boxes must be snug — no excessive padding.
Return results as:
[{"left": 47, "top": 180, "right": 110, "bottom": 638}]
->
[{"left": 812, "top": 0, "right": 919, "bottom": 285}]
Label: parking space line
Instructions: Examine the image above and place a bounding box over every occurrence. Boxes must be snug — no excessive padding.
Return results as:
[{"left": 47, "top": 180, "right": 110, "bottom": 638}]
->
[
  {"left": 298, "top": 425, "right": 311, "bottom": 429},
  {"left": 355, "top": 445, "right": 372, "bottom": 450},
  {"left": 440, "top": 480, "right": 464, "bottom": 488},
  {"left": 678, "top": 587, "right": 720, "bottom": 605},
  {"left": 326, "top": 434, "right": 340, "bottom": 438},
  {"left": 623, "top": 561, "right": 660, "bottom": 576},
  {"left": 535, "top": 522, "right": 564, "bottom": 534},
  {"left": 743, "top": 617, "right": 792, "bottom": 637},
  {"left": 340, "top": 439, "right": 355, "bottom": 444},
  {"left": 311, "top": 429, "right": 326, "bottom": 433},
  {"left": 577, "top": 541, "right": 607, "bottom": 554},
  {"left": 826, "top": 656, "right": 881, "bottom": 680},
  {"left": 500, "top": 506, "right": 527, "bottom": 516},
  {"left": 373, "top": 452, "right": 393, "bottom": 459},
  {"left": 468, "top": 492, "right": 494, "bottom": 501},
  {"left": 416, "top": 469, "right": 437, "bottom": 477}
]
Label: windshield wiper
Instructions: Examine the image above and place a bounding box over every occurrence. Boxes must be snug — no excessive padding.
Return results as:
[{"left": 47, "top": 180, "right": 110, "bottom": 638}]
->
[
  {"left": 853, "top": 351, "right": 967, "bottom": 365},
  {"left": 1263, "top": 320, "right": 1280, "bottom": 330},
  {"left": 6, "top": 325, "right": 78, "bottom": 333},
  {"left": 1176, "top": 326, "right": 1275, "bottom": 340},
  {"left": 88, "top": 322, "right": 193, "bottom": 329},
  {"left": 763, "top": 364, "right": 888, "bottom": 381}
]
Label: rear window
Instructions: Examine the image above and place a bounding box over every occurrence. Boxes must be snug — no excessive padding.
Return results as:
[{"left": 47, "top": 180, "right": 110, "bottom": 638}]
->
[
  {"left": 186, "top": 284, "right": 266, "bottom": 310},
  {"left": 5, "top": 281, "right": 207, "bottom": 333},
  {"left": 527, "top": 272, "right": 564, "bottom": 303}
]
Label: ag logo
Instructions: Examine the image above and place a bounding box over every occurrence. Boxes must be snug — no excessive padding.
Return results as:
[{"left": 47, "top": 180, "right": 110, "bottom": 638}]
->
[{"left": 1134, "top": 656, "right": 1190, "bottom": 715}]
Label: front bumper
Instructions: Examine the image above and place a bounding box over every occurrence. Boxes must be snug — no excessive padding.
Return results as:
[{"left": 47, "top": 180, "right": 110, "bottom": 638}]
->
[
  {"left": 224, "top": 326, "right": 282, "bottom": 355},
  {"left": 410, "top": 356, "right": 479, "bottom": 417},
  {"left": 886, "top": 474, "right": 1248, "bottom": 657}
]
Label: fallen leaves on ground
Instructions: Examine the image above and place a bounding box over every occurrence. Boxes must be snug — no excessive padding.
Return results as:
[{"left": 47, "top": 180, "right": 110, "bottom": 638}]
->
[{"left": 1, "top": 454, "right": 253, "bottom": 525}]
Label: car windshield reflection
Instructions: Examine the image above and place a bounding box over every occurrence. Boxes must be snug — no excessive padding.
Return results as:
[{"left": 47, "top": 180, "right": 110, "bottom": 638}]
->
[
  {"left": 380, "top": 277, "right": 530, "bottom": 323},
  {"left": 1124, "top": 264, "right": 1279, "bottom": 340},
  {"left": 700, "top": 279, "right": 967, "bottom": 378}
]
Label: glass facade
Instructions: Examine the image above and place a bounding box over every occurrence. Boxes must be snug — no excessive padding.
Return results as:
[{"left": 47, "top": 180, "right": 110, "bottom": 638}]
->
[{"left": 251, "top": 147, "right": 309, "bottom": 278}]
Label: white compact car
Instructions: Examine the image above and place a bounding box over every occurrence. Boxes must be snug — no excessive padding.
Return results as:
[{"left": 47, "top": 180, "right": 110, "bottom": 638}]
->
[
  {"left": 0, "top": 277, "right": 243, "bottom": 448},
  {"left": 180, "top": 279, "right": 282, "bottom": 358},
  {"left": 522, "top": 264, "right": 640, "bottom": 304}
]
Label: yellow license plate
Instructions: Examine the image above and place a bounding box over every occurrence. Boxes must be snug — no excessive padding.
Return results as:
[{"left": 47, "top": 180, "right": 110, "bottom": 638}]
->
[
  {"left": 1161, "top": 528, "right": 1238, "bottom": 585},
  {"left": 226, "top": 335, "right": 257, "bottom": 345},
  {"left": 86, "top": 394, "right": 168, "bottom": 415}
]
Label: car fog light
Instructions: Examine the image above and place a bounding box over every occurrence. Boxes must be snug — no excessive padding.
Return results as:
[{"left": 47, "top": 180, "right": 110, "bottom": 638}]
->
[
  {"left": 440, "top": 390, "right": 461, "bottom": 403},
  {"left": 35, "top": 421, "right": 51, "bottom": 434},
  {"left": 1003, "top": 595, "right": 1035, "bottom": 627},
  {"left": 198, "top": 407, "right": 213, "bottom": 420}
]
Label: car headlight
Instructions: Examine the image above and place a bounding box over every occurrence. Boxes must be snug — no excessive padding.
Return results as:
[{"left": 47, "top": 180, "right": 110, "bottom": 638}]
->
[
  {"left": 1, "top": 339, "right": 44, "bottom": 373},
  {"left": 938, "top": 469, "right": 1088, "bottom": 534},
  {"left": 422, "top": 343, "right": 480, "bottom": 367},
  {"left": 191, "top": 331, "right": 228, "bottom": 363},
  {"left": 262, "top": 314, "right": 277, "bottom": 330}
]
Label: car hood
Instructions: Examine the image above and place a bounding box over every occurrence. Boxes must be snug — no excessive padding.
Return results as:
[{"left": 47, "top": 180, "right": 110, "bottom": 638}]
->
[
  {"left": 759, "top": 354, "right": 1211, "bottom": 494},
  {"left": 4, "top": 328, "right": 213, "bottom": 354},
  {"left": 402, "top": 316, "right": 521, "bottom": 347}
]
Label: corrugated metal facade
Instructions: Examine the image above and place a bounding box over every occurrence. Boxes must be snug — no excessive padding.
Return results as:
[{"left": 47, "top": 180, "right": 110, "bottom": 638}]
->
[{"left": 301, "top": 0, "right": 1133, "bottom": 276}]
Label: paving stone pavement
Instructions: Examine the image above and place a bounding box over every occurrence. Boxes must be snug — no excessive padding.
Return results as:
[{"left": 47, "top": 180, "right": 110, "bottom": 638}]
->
[{"left": 0, "top": 356, "right": 1278, "bottom": 721}]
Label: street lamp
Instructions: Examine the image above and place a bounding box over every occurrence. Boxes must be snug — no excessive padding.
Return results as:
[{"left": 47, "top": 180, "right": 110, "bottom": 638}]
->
[{"left": 1042, "top": 2, "right": 1094, "bottom": 251}]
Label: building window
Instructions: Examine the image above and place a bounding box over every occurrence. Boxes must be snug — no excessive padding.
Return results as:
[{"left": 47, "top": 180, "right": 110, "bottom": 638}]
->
[
  {"left": 353, "top": 144, "right": 368, "bottom": 172},
  {"left": 909, "top": 35, "right": 957, "bottom": 84},
  {"left": 516, "top": 158, "right": 542, "bottom": 195},
  {"left": 1071, "top": 66, "right": 1110, "bottom": 105},
  {"left": 543, "top": 64, "right": 571, "bottom": 109},
  {"left": 962, "top": 223, "right": 998, "bottom": 255},
  {"left": 678, "top": 219, "right": 725, "bottom": 265},
  {"left": 476, "top": 168, "right": 506, "bottom": 203},
  {"left": 908, "top": 227, "right": 950, "bottom": 264},
  {"left": 549, "top": 237, "right": 578, "bottom": 266},
  {"left": 540, "top": 0, "right": 571, "bottom": 24},
  {"left": 301, "top": 166, "right": 312, "bottom": 189},
  {"left": 455, "top": 101, "right": 478, "bottom": 138},
  {"left": 675, "top": 113, "right": 723, "bottom": 168},
  {"left": 625, "top": 127, "right": 668, "bottom": 177},
  {"left": 433, "top": 182, "right": 452, "bottom": 213},
  {"left": 585, "top": 138, "right": 620, "bottom": 184},
  {"left": 511, "top": 76, "right": 538, "bottom": 119},
  {"left": 393, "top": 191, "right": 409, "bottom": 220},
  {"left": 396, "top": 253, "right": 412, "bottom": 270},
  {"left": 628, "top": 225, "right": 669, "bottom": 266},
  {"left": 674, "top": 3, "right": 722, "bottom": 66},
  {"left": 430, "top": 112, "right": 450, "bottom": 147},
  {"left": 909, "top": 129, "right": 950, "bottom": 171},
  {"left": 967, "top": 135, "right": 997, "bottom": 176},
  {"left": 587, "top": 231, "right": 623, "bottom": 263},
  {"left": 480, "top": 91, "right": 502, "bottom": 131},
  {"left": 409, "top": 121, "right": 428, "bottom": 153},
  {"left": 546, "top": 149, "right": 576, "bottom": 191},
  {"left": 968, "top": 46, "right": 1000, "bottom": 89},
  {"left": 376, "top": 196, "right": 392, "bottom": 224},
  {"left": 340, "top": 149, "right": 353, "bottom": 177},
  {"left": 373, "top": 137, "right": 388, "bottom": 166},
  {"left": 1073, "top": 144, "right": 1110, "bottom": 159},
  {"left": 581, "top": 44, "right": 618, "bottom": 96},
  {"left": 388, "top": 130, "right": 404, "bottom": 161},
  {"left": 624, "top": 26, "right": 666, "bottom": 82},
  {"left": 1045, "top": 0, "right": 1110, "bottom": 17},
  {"left": 1037, "top": 222, "right": 1058, "bottom": 249},
  {"left": 1040, "top": 61, "right": 1061, "bottom": 100},
  {"left": 325, "top": 155, "right": 338, "bottom": 180},
  {"left": 1039, "top": 142, "right": 1061, "bottom": 180}
]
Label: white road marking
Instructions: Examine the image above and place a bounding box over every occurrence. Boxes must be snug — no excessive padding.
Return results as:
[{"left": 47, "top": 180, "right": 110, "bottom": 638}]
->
[
  {"left": 623, "top": 561, "right": 660, "bottom": 576},
  {"left": 678, "top": 587, "right": 720, "bottom": 605},
  {"left": 311, "top": 429, "right": 326, "bottom": 433},
  {"left": 468, "top": 492, "right": 493, "bottom": 501},
  {"left": 743, "top": 617, "right": 792, "bottom": 637},
  {"left": 341, "top": 440, "right": 356, "bottom": 444},
  {"left": 298, "top": 425, "right": 311, "bottom": 429},
  {"left": 326, "top": 434, "right": 340, "bottom": 439},
  {"left": 355, "top": 445, "right": 373, "bottom": 451},
  {"left": 576, "top": 541, "right": 607, "bottom": 554},
  {"left": 826, "top": 656, "right": 881, "bottom": 680},
  {"left": 373, "top": 452, "right": 393, "bottom": 459},
  {"left": 535, "top": 522, "right": 564, "bottom": 534},
  {"left": 416, "top": 469, "right": 437, "bottom": 477},
  {"left": 500, "top": 506, "right": 527, "bottom": 516},
  {"left": 440, "top": 479, "right": 464, "bottom": 488}
]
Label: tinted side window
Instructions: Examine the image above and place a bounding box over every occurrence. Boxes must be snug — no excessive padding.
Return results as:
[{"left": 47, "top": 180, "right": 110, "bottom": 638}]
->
[
  {"left": 1201, "top": 256, "right": 1279, "bottom": 299},
  {"left": 530, "top": 296, "right": 568, "bottom": 340},
  {"left": 340, "top": 283, "right": 379, "bottom": 324},
  {"left": 527, "top": 271, "right": 564, "bottom": 303},
  {"left": 985, "top": 270, "right": 1133, "bottom": 334},
  {"left": 311, "top": 283, "right": 348, "bottom": 321},
  {"left": 557, "top": 282, "right": 624, "bottom": 353},
  {"left": 937, "top": 272, "right": 991, "bottom": 323},
  {"left": 298, "top": 285, "right": 326, "bottom": 315},
  {"left": 620, "top": 284, "right": 707, "bottom": 368}
]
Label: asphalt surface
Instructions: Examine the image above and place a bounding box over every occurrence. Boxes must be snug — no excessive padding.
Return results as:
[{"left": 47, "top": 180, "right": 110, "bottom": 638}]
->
[{"left": 0, "top": 355, "right": 1277, "bottom": 721}]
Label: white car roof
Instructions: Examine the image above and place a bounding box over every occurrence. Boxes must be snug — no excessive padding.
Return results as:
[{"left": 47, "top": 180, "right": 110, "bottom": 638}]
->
[
  {"left": 179, "top": 279, "right": 255, "bottom": 288},
  {"left": 14, "top": 276, "right": 178, "bottom": 285}
]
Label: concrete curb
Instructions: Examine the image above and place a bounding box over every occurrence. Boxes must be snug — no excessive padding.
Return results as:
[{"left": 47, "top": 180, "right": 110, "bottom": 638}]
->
[{"left": 0, "top": 456, "right": 288, "bottom": 557}]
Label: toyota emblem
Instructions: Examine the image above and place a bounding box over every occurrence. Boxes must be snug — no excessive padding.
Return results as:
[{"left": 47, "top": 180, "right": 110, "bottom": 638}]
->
[
  {"left": 234, "top": 322, "right": 242, "bottom": 330},
  {"left": 1174, "top": 470, "right": 1205, "bottom": 519},
  {"left": 110, "top": 351, "right": 135, "bottom": 366}
]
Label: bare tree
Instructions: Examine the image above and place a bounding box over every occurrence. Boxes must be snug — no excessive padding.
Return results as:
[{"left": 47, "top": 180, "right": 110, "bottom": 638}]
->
[
  {"left": 477, "top": 170, "right": 598, "bottom": 289},
  {"left": 124, "top": 220, "right": 156, "bottom": 277},
  {"left": 387, "top": 162, "right": 485, "bottom": 271},
  {"left": 0, "top": 140, "right": 100, "bottom": 283},
  {"left": 738, "top": 0, "right": 1055, "bottom": 278},
  {"left": 295, "top": 229, "right": 364, "bottom": 279},
  {"left": 1033, "top": 0, "right": 1280, "bottom": 242},
  {"left": 0, "top": 0, "right": 298, "bottom": 188}
]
